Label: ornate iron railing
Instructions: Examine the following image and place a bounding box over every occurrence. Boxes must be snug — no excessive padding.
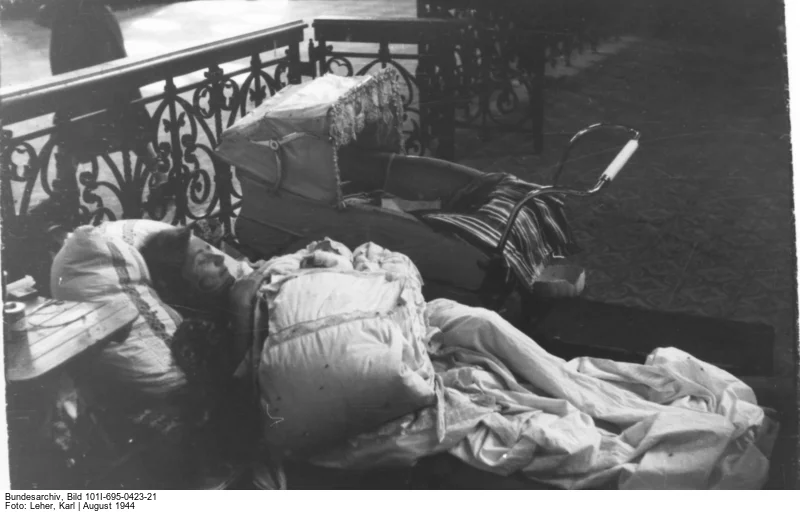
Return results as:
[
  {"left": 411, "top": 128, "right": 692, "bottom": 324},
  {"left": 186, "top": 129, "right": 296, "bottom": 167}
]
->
[
  {"left": 420, "top": 0, "right": 625, "bottom": 71},
  {"left": 0, "top": 17, "right": 471, "bottom": 286},
  {"left": 0, "top": 8, "right": 617, "bottom": 286},
  {"left": 416, "top": 0, "right": 546, "bottom": 152},
  {"left": 417, "top": 0, "right": 626, "bottom": 152},
  {"left": 0, "top": 20, "right": 308, "bottom": 283}
]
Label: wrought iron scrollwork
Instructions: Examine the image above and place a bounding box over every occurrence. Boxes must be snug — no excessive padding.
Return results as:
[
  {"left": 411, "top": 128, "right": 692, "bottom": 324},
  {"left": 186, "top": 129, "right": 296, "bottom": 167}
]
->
[
  {"left": 1, "top": 22, "right": 307, "bottom": 285},
  {"left": 2, "top": 50, "right": 296, "bottom": 242},
  {"left": 418, "top": 0, "right": 615, "bottom": 153},
  {"left": 323, "top": 55, "right": 355, "bottom": 77},
  {"left": 419, "top": 1, "right": 543, "bottom": 148},
  {"left": 77, "top": 155, "right": 120, "bottom": 224}
]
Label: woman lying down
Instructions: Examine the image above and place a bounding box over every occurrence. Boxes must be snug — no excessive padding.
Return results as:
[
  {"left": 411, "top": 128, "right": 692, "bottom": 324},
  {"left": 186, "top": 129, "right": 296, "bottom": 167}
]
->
[
  {"left": 145, "top": 227, "right": 774, "bottom": 489},
  {"left": 134, "top": 228, "right": 777, "bottom": 490}
]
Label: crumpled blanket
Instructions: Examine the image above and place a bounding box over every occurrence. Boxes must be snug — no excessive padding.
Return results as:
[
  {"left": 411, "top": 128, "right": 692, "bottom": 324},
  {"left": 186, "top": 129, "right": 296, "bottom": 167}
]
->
[
  {"left": 232, "top": 240, "right": 776, "bottom": 489},
  {"left": 310, "top": 300, "right": 778, "bottom": 490}
]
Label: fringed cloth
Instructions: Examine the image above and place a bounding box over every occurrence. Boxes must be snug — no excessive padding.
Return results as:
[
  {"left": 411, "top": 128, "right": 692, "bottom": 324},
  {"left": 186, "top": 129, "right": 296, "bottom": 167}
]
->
[{"left": 422, "top": 173, "right": 580, "bottom": 291}]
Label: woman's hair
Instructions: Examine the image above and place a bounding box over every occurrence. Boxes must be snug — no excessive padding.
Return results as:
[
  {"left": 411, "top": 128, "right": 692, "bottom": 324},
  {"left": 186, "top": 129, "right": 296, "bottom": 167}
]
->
[
  {"left": 139, "top": 226, "right": 193, "bottom": 310},
  {"left": 139, "top": 226, "right": 232, "bottom": 322}
]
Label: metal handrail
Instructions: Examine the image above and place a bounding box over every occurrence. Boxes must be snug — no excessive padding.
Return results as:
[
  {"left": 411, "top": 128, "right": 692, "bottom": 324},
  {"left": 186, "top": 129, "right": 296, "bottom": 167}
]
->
[{"left": 0, "top": 20, "right": 308, "bottom": 125}]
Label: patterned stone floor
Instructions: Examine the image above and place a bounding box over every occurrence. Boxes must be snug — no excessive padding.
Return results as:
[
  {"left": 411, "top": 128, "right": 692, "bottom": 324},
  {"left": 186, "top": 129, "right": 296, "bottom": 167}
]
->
[
  {"left": 1, "top": 0, "right": 796, "bottom": 488},
  {"left": 459, "top": 36, "right": 798, "bottom": 488}
]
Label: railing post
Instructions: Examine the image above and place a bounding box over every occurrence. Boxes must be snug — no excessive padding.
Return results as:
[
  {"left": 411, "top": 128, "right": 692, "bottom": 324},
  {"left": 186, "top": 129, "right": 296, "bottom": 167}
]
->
[
  {"left": 248, "top": 54, "right": 267, "bottom": 108},
  {"left": 529, "top": 31, "right": 546, "bottom": 154},
  {"left": 305, "top": 39, "right": 320, "bottom": 79},
  {"left": 214, "top": 162, "right": 234, "bottom": 235},
  {"left": 0, "top": 129, "right": 16, "bottom": 229},
  {"left": 206, "top": 63, "right": 232, "bottom": 233},
  {"left": 206, "top": 64, "right": 226, "bottom": 139},
  {"left": 108, "top": 91, "right": 138, "bottom": 220},
  {"left": 0, "top": 129, "right": 19, "bottom": 281},
  {"left": 377, "top": 40, "right": 391, "bottom": 68},
  {"left": 163, "top": 77, "right": 187, "bottom": 225},
  {"left": 476, "top": 8, "right": 493, "bottom": 141},
  {"left": 314, "top": 38, "right": 328, "bottom": 76},
  {"left": 418, "top": 20, "right": 461, "bottom": 161},
  {"left": 416, "top": 40, "right": 431, "bottom": 156},
  {"left": 51, "top": 122, "right": 81, "bottom": 229},
  {"left": 286, "top": 40, "right": 302, "bottom": 85}
]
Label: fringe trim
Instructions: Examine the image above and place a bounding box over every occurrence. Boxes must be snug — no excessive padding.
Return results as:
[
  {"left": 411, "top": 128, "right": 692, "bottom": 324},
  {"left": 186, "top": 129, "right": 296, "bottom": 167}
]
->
[{"left": 328, "top": 67, "right": 406, "bottom": 208}]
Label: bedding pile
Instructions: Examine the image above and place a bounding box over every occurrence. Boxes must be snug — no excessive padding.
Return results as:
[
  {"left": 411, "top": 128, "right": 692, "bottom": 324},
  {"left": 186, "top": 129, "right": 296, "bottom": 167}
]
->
[
  {"left": 247, "top": 239, "right": 776, "bottom": 489},
  {"left": 252, "top": 239, "right": 437, "bottom": 458}
]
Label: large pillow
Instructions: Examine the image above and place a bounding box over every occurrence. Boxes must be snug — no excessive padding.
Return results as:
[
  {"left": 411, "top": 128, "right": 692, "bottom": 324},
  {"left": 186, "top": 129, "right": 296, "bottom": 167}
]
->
[
  {"left": 257, "top": 239, "right": 436, "bottom": 458},
  {"left": 50, "top": 222, "right": 187, "bottom": 398},
  {"left": 96, "top": 219, "right": 253, "bottom": 284},
  {"left": 92, "top": 218, "right": 178, "bottom": 249}
]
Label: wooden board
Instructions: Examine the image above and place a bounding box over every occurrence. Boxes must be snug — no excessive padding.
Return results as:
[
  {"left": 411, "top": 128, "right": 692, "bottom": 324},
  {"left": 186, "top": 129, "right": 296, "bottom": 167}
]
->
[{"left": 5, "top": 298, "right": 140, "bottom": 382}]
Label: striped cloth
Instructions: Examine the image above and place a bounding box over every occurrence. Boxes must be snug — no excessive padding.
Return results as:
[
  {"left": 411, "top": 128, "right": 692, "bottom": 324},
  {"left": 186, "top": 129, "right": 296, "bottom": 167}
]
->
[{"left": 422, "top": 173, "right": 580, "bottom": 291}]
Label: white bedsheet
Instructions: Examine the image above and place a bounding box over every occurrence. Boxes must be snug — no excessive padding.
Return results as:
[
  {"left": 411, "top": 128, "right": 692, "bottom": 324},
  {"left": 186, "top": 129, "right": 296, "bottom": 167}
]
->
[{"left": 311, "top": 299, "right": 777, "bottom": 489}]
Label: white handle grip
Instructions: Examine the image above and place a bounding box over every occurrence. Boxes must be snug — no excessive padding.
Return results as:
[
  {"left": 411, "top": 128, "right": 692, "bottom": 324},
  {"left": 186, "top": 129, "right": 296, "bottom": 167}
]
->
[{"left": 601, "top": 139, "right": 639, "bottom": 182}]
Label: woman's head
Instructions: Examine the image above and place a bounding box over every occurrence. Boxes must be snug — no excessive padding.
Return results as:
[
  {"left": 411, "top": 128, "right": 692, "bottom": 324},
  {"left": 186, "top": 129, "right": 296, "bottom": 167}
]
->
[
  {"left": 139, "top": 226, "right": 236, "bottom": 315},
  {"left": 184, "top": 235, "right": 237, "bottom": 295}
]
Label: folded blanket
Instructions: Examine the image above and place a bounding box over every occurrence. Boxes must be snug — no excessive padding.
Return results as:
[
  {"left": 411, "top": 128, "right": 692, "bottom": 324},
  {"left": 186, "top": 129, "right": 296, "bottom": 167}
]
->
[
  {"left": 422, "top": 173, "right": 580, "bottom": 290},
  {"left": 236, "top": 239, "right": 436, "bottom": 461},
  {"left": 311, "top": 300, "right": 777, "bottom": 490}
]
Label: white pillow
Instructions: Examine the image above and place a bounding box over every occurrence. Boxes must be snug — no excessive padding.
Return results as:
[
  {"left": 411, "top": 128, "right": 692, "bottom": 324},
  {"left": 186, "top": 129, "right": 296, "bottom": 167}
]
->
[
  {"left": 51, "top": 223, "right": 186, "bottom": 397},
  {"left": 257, "top": 240, "right": 436, "bottom": 457}
]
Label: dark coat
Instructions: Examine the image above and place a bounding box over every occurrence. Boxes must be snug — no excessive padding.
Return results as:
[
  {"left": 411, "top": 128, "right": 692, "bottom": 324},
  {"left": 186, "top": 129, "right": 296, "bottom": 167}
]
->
[
  {"left": 49, "top": 0, "right": 128, "bottom": 76},
  {"left": 48, "top": 0, "right": 152, "bottom": 159}
]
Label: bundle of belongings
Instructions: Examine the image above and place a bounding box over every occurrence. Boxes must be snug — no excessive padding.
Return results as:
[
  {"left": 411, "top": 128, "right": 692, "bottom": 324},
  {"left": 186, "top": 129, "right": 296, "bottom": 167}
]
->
[
  {"left": 233, "top": 237, "right": 778, "bottom": 490},
  {"left": 45, "top": 219, "right": 777, "bottom": 489}
]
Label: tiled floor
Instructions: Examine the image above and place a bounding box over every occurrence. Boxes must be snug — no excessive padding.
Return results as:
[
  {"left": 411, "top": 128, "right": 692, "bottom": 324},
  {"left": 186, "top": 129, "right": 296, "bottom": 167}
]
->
[
  {"left": 458, "top": 36, "right": 797, "bottom": 488},
  {"left": 1, "top": 0, "right": 796, "bottom": 488}
]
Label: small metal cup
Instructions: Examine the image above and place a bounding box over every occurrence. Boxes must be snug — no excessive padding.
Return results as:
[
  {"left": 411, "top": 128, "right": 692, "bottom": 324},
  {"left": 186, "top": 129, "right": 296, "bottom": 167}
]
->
[{"left": 4, "top": 301, "right": 28, "bottom": 345}]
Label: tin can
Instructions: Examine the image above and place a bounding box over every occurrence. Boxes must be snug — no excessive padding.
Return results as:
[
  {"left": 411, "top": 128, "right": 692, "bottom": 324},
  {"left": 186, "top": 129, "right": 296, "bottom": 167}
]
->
[{"left": 4, "top": 301, "right": 28, "bottom": 344}]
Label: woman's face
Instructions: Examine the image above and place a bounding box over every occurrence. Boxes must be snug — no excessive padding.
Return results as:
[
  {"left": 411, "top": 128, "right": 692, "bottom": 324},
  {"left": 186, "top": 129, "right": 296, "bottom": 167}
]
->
[{"left": 181, "top": 236, "right": 236, "bottom": 295}]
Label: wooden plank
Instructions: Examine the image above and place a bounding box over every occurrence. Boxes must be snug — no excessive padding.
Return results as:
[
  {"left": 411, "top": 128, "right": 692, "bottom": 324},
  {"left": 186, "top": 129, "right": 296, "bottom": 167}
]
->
[
  {"left": 28, "top": 301, "right": 133, "bottom": 360},
  {"left": 26, "top": 301, "right": 106, "bottom": 350},
  {"left": 21, "top": 297, "right": 64, "bottom": 327},
  {"left": 6, "top": 299, "right": 139, "bottom": 382}
]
